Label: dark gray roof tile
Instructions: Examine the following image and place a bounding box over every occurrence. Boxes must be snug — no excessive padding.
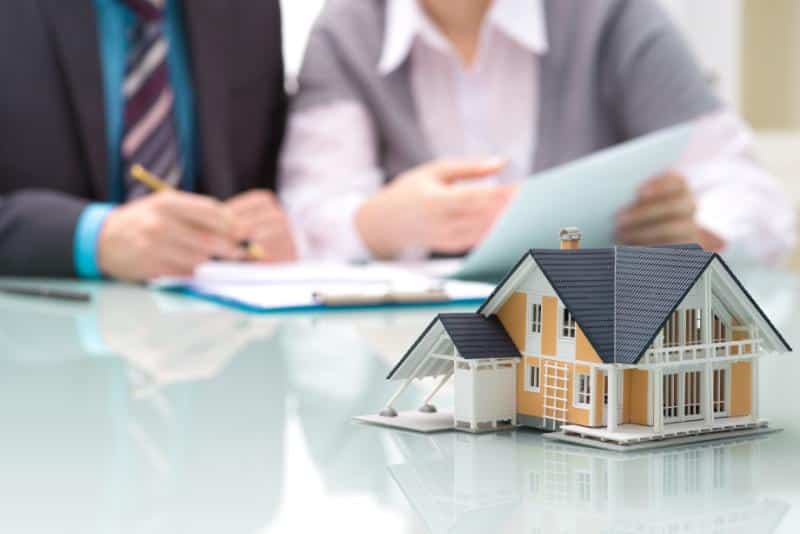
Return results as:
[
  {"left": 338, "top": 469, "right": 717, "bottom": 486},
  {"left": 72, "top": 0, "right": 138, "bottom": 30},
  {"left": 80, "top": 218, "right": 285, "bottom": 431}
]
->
[{"left": 439, "top": 313, "right": 521, "bottom": 360}]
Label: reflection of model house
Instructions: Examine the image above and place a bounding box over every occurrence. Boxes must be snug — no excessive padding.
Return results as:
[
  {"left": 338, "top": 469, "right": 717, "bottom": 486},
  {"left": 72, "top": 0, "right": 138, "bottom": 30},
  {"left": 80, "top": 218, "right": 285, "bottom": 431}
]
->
[
  {"left": 367, "top": 229, "right": 791, "bottom": 449},
  {"left": 520, "top": 439, "right": 789, "bottom": 533},
  {"left": 387, "top": 432, "right": 788, "bottom": 534}
]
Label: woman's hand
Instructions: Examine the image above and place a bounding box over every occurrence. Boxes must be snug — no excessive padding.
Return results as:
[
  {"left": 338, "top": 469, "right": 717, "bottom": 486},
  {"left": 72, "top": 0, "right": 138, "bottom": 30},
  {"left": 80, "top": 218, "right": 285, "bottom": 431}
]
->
[{"left": 355, "top": 158, "right": 517, "bottom": 258}]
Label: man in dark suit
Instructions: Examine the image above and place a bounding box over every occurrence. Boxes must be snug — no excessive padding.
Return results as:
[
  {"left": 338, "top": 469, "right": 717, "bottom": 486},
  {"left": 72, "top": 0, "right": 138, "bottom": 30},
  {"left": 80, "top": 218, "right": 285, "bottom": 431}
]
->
[{"left": 0, "top": 0, "right": 295, "bottom": 281}]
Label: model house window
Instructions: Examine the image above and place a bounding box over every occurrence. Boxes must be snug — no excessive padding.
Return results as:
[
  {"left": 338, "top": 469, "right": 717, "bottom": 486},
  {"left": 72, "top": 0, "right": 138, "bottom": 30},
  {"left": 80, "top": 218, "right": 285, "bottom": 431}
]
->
[
  {"left": 684, "top": 370, "right": 702, "bottom": 417},
  {"left": 713, "top": 368, "right": 727, "bottom": 414},
  {"left": 713, "top": 314, "right": 728, "bottom": 343},
  {"left": 530, "top": 303, "right": 542, "bottom": 334},
  {"left": 685, "top": 309, "right": 702, "bottom": 345},
  {"left": 663, "top": 311, "right": 680, "bottom": 347},
  {"left": 527, "top": 364, "right": 541, "bottom": 392},
  {"left": 575, "top": 373, "right": 591, "bottom": 407},
  {"left": 663, "top": 373, "right": 680, "bottom": 419},
  {"left": 561, "top": 308, "right": 576, "bottom": 338}
]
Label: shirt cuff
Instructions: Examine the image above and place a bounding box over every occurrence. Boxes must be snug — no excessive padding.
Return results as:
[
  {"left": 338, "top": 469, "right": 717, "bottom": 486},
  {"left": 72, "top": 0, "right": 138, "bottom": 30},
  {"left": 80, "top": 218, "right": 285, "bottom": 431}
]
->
[{"left": 74, "top": 203, "right": 115, "bottom": 279}]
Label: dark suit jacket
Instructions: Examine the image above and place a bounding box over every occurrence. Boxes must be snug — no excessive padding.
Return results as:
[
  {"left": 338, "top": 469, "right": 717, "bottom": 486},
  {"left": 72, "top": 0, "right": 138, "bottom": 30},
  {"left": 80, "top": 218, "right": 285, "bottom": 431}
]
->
[{"left": 0, "top": 0, "right": 287, "bottom": 276}]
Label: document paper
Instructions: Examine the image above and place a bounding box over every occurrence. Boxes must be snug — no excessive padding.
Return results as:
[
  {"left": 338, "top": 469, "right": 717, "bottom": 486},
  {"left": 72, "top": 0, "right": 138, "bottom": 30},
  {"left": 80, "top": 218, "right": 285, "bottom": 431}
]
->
[{"left": 454, "top": 122, "right": 694, "bottom": 281}]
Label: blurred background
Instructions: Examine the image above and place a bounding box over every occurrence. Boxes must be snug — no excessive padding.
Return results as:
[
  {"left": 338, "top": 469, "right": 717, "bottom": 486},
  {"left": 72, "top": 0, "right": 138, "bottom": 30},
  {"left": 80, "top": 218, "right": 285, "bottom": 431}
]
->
[{"left": 280, "top": 0, "right": 800, "bottom": 266}]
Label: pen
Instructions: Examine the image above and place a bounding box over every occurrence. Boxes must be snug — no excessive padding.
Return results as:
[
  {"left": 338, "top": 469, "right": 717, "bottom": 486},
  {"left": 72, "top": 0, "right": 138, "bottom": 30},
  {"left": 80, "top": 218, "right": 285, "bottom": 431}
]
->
[
  {"left": 130, "top": 165, "right": 265, "bottom": 260},
  {"left": 0, "top": 285, "right": 91, "bottom": 303}
]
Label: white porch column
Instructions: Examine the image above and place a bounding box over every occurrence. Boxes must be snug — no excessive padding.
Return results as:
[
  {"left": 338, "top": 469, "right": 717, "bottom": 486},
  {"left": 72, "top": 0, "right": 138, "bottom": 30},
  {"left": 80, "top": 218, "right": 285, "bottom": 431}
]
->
[
  {"left": 703, "top": 270, "right": 714, "bottom": 427},
  {"left": 653, "top": 368, "right": 664, "bottom": 434},
  {"left": 589, "top": 366, "right": 597, "bottom": 427},
  {"left": 751, "top": 357, "right": 760, "bottom": 421},
  {"left": 607, "top": 366, "right": 619, "bottom": 433},
  {"left": 704, "top": 359, "right": 714, "bottom": 426}
]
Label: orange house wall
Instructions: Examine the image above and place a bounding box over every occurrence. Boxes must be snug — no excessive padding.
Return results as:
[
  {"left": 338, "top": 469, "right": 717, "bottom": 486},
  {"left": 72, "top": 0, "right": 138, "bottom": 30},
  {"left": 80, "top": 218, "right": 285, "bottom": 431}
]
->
[
  {"left": 593, "top": 370, "right": 605, "bottom": 427},
  {"left": 730, "top": 361, "right": 752, "bottom": 417},
  {"left": 497, "top": 292, "right": 527, "bottom": 353},
  {"left": 629, "top": 370, "right": 650, "bottom": 425},
  {"left": 576, "top": 326, "right": 602, "bottom": 363},
  {"left": 496, "top": 292, "right": 606, "bottom": 428},
  {"left": 567, "top": 363, "right": 592, "bottom": 426},
  {"left": 518, "top": 360, "right": 594, "bottom": 426},
  {"left": 541, "top": 296, "right": 558, "bottom": 356},
  {"left": 517, "top": 356, "right": 544, "bottom": 417}
]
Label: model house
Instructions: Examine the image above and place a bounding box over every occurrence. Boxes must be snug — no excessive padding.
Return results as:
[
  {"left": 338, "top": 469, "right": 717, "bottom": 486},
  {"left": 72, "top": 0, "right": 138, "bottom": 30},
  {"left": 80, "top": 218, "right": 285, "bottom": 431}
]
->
[{"left": 360, "top": 229, "right": 791, "bottom": 449}]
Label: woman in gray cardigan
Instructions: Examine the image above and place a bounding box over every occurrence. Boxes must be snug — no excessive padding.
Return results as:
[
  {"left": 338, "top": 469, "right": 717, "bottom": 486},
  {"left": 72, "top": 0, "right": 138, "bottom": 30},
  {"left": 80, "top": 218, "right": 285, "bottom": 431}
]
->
[{"left": 279, "top": 0, "right": 793, "bottom": 264}]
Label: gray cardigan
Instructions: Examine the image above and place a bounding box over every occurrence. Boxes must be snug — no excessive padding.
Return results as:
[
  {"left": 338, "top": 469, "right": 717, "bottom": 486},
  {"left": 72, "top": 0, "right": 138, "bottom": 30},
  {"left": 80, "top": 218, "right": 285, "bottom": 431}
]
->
[{"left": 293, "top": 0, "right": 720, "bottom": 180}]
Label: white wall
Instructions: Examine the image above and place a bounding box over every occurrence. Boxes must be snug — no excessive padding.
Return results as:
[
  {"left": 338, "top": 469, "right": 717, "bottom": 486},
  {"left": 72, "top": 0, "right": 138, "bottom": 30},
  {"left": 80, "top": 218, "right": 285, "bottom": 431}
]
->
[
  {"left": 281, "top": 0, "right": 326, "bottom": 79},
  {"left": 657, "top": 0, "right": 743, "bottom": 108}
]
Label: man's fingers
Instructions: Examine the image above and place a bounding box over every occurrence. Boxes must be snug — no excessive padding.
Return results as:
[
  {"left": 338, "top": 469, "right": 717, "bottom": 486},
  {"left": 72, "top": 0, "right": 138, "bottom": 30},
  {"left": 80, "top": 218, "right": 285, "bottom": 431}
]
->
[
  {"left": 427, "top": 157, "right": 508, "bottom": 184},
  {"left": 154, "top": 191, "right": 234, "bottom": 235},
  {"left": 163, "top": 222, "right": 244, "bottom": 261},
  {"left": 247, "top": 218, "right": 298, "bottom": 262},
  {"left": 231, "top": 210, "right": 294, "bottom": 244},
  {"left": 225, "top": 189, "right": 279, "bottom": 216}
]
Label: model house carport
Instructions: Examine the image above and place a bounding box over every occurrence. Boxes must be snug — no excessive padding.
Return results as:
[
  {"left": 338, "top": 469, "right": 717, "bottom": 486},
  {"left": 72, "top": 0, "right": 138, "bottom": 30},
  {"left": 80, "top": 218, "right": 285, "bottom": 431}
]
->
[{"left": 382, "top": 313, "right": 521, "bottom": 432}]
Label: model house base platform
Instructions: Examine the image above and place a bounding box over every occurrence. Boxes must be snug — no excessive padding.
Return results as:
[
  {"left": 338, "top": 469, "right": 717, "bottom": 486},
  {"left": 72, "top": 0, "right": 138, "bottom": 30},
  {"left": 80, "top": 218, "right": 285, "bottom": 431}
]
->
[
  {"left": 544, "top": 420, "right": 781, "bottom": 452},
  {"left": 359, "top": 229, "right": 792, "bottom": 451}
]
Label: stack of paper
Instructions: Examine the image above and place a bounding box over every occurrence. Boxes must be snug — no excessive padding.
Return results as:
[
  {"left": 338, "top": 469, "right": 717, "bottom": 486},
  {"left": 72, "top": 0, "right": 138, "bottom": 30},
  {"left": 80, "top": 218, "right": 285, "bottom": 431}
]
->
[{"left": 154, "top": 261, "right": 493, "bottom": 312}]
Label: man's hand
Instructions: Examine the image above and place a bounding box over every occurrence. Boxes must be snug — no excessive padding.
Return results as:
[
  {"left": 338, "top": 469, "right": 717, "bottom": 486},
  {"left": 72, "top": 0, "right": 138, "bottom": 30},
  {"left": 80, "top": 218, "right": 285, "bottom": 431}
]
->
[
  {"left": 225, "top": 190, "right": 298, "bottom": 262},
  {"left": 615, "top": 172, "right": 724, "bottom": 251},
  {"left": 98, "top": 190, "right": 244, "bottom": 282},
  {"left": 355, "top": 158, "right": 517, "bottom": 258}
]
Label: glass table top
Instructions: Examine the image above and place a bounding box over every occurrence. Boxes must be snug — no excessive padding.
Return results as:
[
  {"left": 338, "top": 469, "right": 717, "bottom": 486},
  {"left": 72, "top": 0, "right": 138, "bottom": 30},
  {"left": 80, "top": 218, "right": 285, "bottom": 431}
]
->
[{"left": 0, "top": 268, "right": 798, "bottom": 533}]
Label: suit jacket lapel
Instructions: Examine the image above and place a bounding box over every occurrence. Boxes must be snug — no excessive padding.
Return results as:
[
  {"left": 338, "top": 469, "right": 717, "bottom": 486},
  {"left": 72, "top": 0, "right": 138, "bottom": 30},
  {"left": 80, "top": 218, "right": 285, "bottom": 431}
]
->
[
  {"left": 182, "top": 0, "right": 235, "bottom": 199},
  {"left": 38, "top": 0, "right": 108, "bottom": 199}
]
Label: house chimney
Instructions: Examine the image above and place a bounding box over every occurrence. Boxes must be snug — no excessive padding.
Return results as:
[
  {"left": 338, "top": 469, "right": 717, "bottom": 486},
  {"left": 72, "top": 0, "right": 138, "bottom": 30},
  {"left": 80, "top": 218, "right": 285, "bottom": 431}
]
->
[{"left": 560, "top": 227, "right": 582, "bottom": 250}]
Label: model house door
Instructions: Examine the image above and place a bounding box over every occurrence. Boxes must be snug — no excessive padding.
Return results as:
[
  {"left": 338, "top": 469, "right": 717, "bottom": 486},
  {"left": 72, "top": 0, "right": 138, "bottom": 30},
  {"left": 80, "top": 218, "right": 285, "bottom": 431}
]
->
[{"left": 663, "top": 369, "right": 704, "bottom": 423}]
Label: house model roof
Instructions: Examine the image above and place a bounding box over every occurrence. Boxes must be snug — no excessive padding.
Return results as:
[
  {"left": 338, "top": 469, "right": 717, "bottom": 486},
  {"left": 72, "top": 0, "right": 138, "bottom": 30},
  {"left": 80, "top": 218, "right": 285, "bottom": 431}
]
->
[
  {"left": 478, "top": 245, "right": 791, "bottom": 365},
  {"left": 386, "top": 313, "right": 520, "bottom": 380},
  {"left": 387, "top": 245, "right": 791, "bottom": 382},
  {"left": 438, "top": 314, "right": 521, "bottom": 360}
]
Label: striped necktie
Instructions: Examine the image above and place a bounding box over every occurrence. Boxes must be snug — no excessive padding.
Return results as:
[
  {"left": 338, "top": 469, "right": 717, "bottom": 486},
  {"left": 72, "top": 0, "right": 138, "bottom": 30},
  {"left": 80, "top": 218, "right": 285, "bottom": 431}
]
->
[{"left": 121, "top": 0, "right": 183, "bottom": 199}]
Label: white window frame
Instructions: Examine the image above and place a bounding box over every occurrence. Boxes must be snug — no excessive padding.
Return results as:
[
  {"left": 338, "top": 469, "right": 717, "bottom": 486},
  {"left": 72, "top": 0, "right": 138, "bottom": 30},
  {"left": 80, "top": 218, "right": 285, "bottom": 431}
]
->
[
  {"left": 683, "top": 370, "right": 702, "bottom": 418},
  {"left": 525, "top": 294, "right": 544, "bottom": 355},
  {"left": 525, "top": 361, "right": 541, "bottom": 393},
  {"left": 663, "top": 310, "right": 681, "bottom": 348},
  {"left": 574, "top": 373, "right": 591, "bottom": 408},
  {"left": 662, "top": 367, "right": 705, "bottom": 423},
  {"left": 685, "top": 308, "right": 703, "bottom": 346},
  {"left": 712, "top": 364, "right": 731, "bottom": 417},
  {"left": 560, "top": 307, "right": 576, "bottom": 340},
  {"left": 530, "top": 301, "right": 543, "bottom": 334}
]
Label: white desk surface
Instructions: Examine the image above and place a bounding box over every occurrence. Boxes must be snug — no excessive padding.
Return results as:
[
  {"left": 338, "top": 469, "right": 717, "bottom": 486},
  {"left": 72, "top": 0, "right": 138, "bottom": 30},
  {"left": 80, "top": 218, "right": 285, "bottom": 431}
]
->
[{"left": 0, "top": 268, "right": 798, "bottom": 534}]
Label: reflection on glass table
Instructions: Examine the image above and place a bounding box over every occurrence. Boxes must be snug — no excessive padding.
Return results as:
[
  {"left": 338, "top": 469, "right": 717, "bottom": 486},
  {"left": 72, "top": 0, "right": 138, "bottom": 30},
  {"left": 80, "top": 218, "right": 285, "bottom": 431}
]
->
[{"left": 388, "top": 431, "right": 787, "bottom": 534}]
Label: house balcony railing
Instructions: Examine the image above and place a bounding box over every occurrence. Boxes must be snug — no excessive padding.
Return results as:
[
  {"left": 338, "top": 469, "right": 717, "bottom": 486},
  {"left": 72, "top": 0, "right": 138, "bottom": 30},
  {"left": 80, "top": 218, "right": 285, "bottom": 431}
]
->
[{"left": 643, "top": 339, "right": 761, "bottom": 365}]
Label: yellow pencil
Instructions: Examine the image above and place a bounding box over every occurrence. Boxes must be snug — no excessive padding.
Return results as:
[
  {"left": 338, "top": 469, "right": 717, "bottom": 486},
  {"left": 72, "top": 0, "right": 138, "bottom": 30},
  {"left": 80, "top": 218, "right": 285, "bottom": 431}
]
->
[{"left": 129, "top": 164, "right": 266, "bottom": 260}]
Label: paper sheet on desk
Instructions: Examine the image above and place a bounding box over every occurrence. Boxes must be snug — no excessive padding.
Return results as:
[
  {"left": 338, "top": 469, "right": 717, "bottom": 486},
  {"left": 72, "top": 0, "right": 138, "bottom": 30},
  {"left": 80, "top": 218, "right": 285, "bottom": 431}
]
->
[
  {"left": 454, "top": 122, "right": 694, "bottom": 281},
  {"left": 153, "top": 261, "right": 493, "bottom": 312}
]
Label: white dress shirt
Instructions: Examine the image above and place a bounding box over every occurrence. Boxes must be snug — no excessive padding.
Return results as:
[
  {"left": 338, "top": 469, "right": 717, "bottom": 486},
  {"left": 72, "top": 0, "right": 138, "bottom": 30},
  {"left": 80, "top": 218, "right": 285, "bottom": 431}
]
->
[{"left": 279, "top": 0, "right": 796, "bottom": 265}]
